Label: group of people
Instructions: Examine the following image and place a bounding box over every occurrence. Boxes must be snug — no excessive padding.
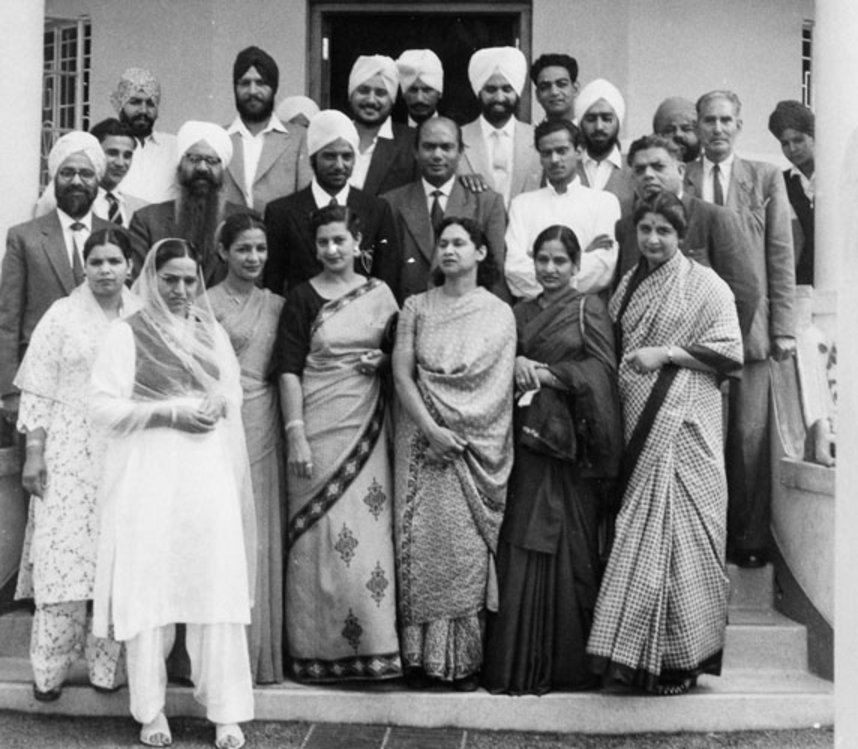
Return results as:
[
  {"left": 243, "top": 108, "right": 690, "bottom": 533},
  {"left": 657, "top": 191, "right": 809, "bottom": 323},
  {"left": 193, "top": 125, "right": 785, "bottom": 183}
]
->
[{"left": 0, "top": 38, "right": 812, "bottom": 749}]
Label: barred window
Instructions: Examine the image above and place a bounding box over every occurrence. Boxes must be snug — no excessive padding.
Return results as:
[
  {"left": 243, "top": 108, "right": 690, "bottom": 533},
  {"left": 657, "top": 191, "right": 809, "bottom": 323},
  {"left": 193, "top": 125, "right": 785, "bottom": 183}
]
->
[{"left": 801, "top": 21, "right": 812, "bottom": 108}]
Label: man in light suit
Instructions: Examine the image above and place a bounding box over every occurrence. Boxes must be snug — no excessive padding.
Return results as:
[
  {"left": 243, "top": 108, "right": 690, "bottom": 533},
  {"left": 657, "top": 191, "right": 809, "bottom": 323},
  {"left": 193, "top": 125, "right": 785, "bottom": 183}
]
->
[
  {"left": 685, "top": 89, "right": 796, "bottom": 568},
  {"left": 459, "top": 46, "right": 541, "bottom": 208},
  {"left": 383, "top": 117, "right": 507, "bottom": 300},
  {"left": 0, "top": 132, "right": 114, "bottom": 420},
  {"left": 223, "top": 46, "right": 312, "bottom": 215}
]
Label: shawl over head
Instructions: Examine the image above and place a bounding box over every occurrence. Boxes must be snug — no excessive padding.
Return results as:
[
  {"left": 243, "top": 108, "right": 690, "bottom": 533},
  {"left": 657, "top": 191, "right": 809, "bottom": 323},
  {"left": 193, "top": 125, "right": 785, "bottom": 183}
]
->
[
  {"left": 176, "top": 121, "right": 233, "bottom": 166},
  {"left": 348, "top": 55, "right": 398, "bottom": 100},
  {"left": 110, "top": 68, "right": 161, "bottom": 113},
  {"left": 396, "top": 49, "right": 444, "bottom": 94},
  {"left": 48, "top": 131, "right": 107, "bottom": 181},
  {"left": 575, "top": 78, "right": 626, "bottom": 124},
  {"left": 306, "top": 109, "right": 360, "bottom": 156},
  {"left": 468, "top": 46, "right": 527, "bottom": 97}
]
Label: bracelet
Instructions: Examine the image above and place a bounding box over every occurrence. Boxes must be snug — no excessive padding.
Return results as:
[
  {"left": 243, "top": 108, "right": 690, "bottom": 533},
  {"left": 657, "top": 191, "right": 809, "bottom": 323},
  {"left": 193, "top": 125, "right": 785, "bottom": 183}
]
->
[
  {"left": 666, "top": 346, "right": 674, "bottom": 365},
  {"left": 285, "top": 419, "right": 305, "bottom": 433},
  {"left": 170, "top": 405, "right": 177, "bottom": 426},
  {"left": 26, "top": 439, "right": 44, "bottom": 449}
]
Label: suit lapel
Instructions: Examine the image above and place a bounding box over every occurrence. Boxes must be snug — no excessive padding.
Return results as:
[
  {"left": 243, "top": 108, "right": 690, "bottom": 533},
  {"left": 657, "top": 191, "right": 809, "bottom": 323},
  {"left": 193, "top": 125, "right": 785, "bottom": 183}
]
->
[
  {"left": 445, "top": 182, "right": 471, "bottom": 218},
  {"left": 575, "top": 163, "right": 592, "bottom": 188},
  {"left": 400, "top": 183, "right": 435, "bottom": 263},
  {"left": 227, "top": 133, "right": 247, "bottom": 196},
  {"left": 364, "top": 137, "right": 394, "bottom": 197},
  {"left": 294, "top": 188, "right": 318, "bottom": 252},
  {"left": 727, "top": 157, "right": 753, "bottom": 212},
  {"left": 254, "top": 130, "right": 286, "bottom": 185},
  {"left": 461, "top": 122, "right": 491, "bottom": 179},
  {"left": 41, "top": 212, "right": 75, "bottom": 293},
  {"left": 511, "top": 123, "right": 533, "bottom": 197},
  {"left": 684, "top": 161, "right": 704, "bottom": 199}
]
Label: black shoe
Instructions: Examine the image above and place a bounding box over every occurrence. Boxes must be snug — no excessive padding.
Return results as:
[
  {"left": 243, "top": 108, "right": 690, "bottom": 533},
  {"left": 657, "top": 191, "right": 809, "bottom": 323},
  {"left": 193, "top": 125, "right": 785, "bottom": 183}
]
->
[
  {"left": 453, "top": 674, "right": 480, "bottom": 692},
  {"left": 404, "top": 668, "right": 432, "bottom": 690},
  {"left": 33, "top": 684, "right": 62, "bottom": 702},
  {"left": 733, "top": 551, "right": 767, "bottom": 568}
]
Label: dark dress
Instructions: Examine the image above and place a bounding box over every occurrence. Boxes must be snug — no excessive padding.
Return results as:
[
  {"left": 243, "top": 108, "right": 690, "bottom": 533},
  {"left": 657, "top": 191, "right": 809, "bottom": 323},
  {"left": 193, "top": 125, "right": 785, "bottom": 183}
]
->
[{"left": 482, "top": 287, "right": 621, "bottom": 695}]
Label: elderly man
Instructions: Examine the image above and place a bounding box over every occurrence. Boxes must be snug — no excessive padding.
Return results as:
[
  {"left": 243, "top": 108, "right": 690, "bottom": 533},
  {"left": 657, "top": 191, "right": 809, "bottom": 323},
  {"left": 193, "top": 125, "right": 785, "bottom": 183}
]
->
[
  {"left": 0, "top": 133, "right": 114, "bottom": 420},
  {"left": 129, "top": 121, "right": 243, "bottom": 285},
  {"left": 382, "top": 116, "right": 507, "bottom": 300},
  {"left": 223, "top": 46, "right": 312, "bottom": 215},
  {"left": 505, "top": 119, "right": 619, "bottom": 299},
  {"left": 615, "top": 134, "right": 759, "bottom": 335},
  {"left": 574, "top": 78, "right": 635, "bottom": 213},
  {"left": 264, "top": 109, "right": 400, "bottom": 298},
  {"left": 685, "top": 90, "right": 796, "bottom": 568},
  {"left": 110, "top": 68, "right": 177, "bottom": 204},
  {"left": 459, "top": 46, "right": 541, "bottom": 207},
  {"left": 653, "top": 96, "right": 701, "bottom": 163},
  {"left": 769, "top": 100, "right": 815, "bottom": 285},
  {"left": 347, "top": 55, "right": 417, "bottom": 197},
  {"left": 531, "top": 53, "right": 579, "bottom": 123},
  {"left": 396, "top": 49, "right": 444, "bottom": 127}
]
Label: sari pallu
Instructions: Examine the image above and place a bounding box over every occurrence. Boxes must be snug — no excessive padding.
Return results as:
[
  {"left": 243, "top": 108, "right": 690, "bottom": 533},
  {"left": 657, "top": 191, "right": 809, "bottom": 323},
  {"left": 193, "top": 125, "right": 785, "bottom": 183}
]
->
[
  {"left": 394, "top": 287, "right": 515, "bottom": 681},
  {"left": 285, "top": 279, "right": 401, "bottom": 681},
  {"left": 587, "top": 252, "right": 743, "bottom": 691}
]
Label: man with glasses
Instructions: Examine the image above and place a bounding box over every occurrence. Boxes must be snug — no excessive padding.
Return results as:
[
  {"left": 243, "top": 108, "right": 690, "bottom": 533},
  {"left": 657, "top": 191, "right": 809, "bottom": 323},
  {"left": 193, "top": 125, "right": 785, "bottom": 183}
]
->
[
  {"left": 0, "top": 132, "right": 114, "bottom": 423},
  {"left": 129, "top": 121, "right": 244, "bottom": 285}
]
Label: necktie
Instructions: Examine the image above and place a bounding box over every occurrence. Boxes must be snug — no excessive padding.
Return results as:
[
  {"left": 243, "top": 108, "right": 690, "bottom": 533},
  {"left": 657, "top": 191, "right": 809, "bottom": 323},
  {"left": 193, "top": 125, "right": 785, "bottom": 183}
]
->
[
  {"left": 712, "top": 164, "right": 724, "bottom": 206},
  {"left": 430, "top": 189, "right": 444, "bottom": 240},
  {"left": 328, "top": 196, "right": 338, "bottom": 207},
  {"left": 70, "top": 222, "right": 85, "bottom": 285},
  {"left": 105, "top": 192, "right": 122, "bottom": 225},
  {"left": 490, "top": 129, "right": 510, "bottom": 200}
]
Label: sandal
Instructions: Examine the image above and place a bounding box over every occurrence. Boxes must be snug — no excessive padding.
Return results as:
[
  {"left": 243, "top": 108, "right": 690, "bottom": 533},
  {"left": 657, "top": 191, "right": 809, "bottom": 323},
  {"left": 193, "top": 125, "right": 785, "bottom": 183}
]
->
[
  {"left": 33, "top": 684, "right": 62, "bottom": 702},
  {"left": 655, "top": 676, "right": 697, "bottom": 696},
  {"left": 140, "top": 711, "right": 172, "bottom": 747},
  {"left": 215, "top": 723, "right": 245, "bottom": 749}
]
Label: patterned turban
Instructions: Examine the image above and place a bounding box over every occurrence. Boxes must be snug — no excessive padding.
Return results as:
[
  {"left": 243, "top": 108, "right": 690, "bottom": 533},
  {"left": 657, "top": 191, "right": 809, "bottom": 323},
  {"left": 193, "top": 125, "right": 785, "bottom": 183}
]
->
[
  {"left": 348, "top": 55, "right": 398, "bottom": 100},
  {"left": 110, "top": 68, "right": 161, "bottom": 113},
  {"left": 396, "top": 49, "right": 444, "bottom": 95},
  {"left": 575, "top": 78, "right": 626, "bottom": 125},
  {"left": 468, "top": 47, "right": 527, "bottom": 97},
  {"left": 176, "top": 121, "right": 233, "bottom": 167},
  {"left": 233, "top": 46, "right": 279, "bottom": 93},
  {"left": 768, "top": 100, "right": 814, "bottom": 138},
  {"left": 48, "top": 131, "right": 106, "bottom": 181},
  {"left": 307, "top": 110, "right": 360, "bottom": 156}
]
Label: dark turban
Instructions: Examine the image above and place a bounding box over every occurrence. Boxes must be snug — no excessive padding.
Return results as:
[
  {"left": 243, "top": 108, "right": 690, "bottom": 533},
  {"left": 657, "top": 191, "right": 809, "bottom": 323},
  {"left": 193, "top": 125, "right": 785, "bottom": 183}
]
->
[
  {"left": 768, "top": 100, "right": 814, "bottom": 139},
  {"left": 233, "top": 46, "right": 279, "bottom": 93}
]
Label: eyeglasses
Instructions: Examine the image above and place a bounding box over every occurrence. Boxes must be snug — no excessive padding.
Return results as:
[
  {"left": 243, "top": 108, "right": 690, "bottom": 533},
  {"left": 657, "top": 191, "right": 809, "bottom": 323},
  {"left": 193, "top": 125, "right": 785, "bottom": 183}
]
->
[
  {"left": 184, "top": 154, "right": 222, "bottom": 167},
  {"left": 57, "top": 167, "right": 98, "bottom": 181}
]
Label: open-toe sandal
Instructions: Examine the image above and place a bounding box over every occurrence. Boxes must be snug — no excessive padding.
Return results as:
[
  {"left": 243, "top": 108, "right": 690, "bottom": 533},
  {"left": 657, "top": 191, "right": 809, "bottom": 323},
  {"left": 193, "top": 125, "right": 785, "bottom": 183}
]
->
[
  {"left": 215, "top": 723, "right": 245, "bottom": 749},
  {"left": 140, "top": 711, "right": 172, "bottom": 747}
]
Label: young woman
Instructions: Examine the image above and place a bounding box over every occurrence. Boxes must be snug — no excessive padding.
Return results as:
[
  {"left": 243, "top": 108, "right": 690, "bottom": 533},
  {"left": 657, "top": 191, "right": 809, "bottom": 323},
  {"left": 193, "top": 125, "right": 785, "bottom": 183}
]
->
[
  {"left": 393, "top": 216, "right": 516, "bottom": 691},
  {"left": 15, "top": 229, "right": 140, "bottom": 701},
  {"left": 91, "top": 239, "right": 254, "bottom": 748},
  {"left": 276, "top": 205, "right": 401, "bottom": 682},
  {"left": 210, "top": 212, "right": 286, "bottom": 684}
]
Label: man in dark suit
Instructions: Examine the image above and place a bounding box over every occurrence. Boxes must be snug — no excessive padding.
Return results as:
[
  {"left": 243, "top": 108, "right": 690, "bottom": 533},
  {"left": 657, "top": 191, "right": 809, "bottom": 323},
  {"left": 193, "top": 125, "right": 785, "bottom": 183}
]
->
[
  {"left": 347, "top": 55, "right": 417, "bottom": 198},
  {"left": 615, "top": 134, "right": 759, "bottom": 336},
  {"left": 382, "top": 117, "right": 507, "bottom": 301},
  {"left": 0, "top": 132, "right": 114, "bottom": 420},
  {"left": 685, "top": 90, "right": 796, "bottom": 567},
  {"left": 263, "top": 109, "right": 400, "bottom": 298}
]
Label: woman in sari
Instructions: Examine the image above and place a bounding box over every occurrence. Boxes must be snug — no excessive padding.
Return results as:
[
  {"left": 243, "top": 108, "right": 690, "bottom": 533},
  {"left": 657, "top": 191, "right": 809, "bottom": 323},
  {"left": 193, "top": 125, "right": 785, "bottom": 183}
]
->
[
  {"left": 393, "top": 216, "right": 515, "bottom": 691},
  {"left": 210, "top": 212, "right": 285, "bottom": 684},
  {"left": 15, "top": 228, "right": 140, "bottom": 701},
  {"left": 587, "top": 193, "right": 743, "bottom": 696},
  {"left": 276, "top": 205, "right": 401, "bottom": 682},
  {"left": 483, "top": 225, "right": 621, "bottom": 695},
  {"left": 91, "top": 239, "right": 255, "bottom": 749}
]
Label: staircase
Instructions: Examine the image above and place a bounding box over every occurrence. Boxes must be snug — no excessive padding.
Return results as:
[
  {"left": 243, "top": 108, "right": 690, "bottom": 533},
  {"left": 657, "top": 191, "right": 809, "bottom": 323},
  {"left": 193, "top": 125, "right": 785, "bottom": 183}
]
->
[{"left": 0, "top": 564, "right": 832, "bottom": 734}]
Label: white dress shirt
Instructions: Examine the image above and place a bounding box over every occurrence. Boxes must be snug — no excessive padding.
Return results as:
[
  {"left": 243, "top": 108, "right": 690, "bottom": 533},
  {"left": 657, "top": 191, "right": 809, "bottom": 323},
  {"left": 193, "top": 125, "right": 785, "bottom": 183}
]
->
[
  {"left": 581, "top": 144, "right": 623, "bottom": 192},
  {"left": 422, "top": 175, "right": 455, "bottom": 214},
  {"left": 479, "top": 115, "right": 515, "bottom": 205},
  {"left": 702, "top": 153, "right": 735, "bottom": 205},
  {"left": 505, "top": 179, "right": 621, "bottom": 298},
  {"left": 56, "top": 208, "right": 92, "bottom": 269},
  {"left": 120, "top": 131, "right": 178, "bottom": 204},
  {"left": 226, "top": 115, "right": 289, "bottom": 205},
  {"left": 351, "top": 117, "right": 394, "bottom": 190},
  {"left": 311, "top": 178, "right": 351, "bottom": 208}
]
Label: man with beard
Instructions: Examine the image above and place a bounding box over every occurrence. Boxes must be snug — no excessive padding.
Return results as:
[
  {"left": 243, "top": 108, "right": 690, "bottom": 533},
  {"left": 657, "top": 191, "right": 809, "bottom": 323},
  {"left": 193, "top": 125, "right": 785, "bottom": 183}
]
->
[
  {"left": 382, "top": 116, "right": 507, "bottom": 301},
  {"left": 531, "top": 53, "right": 579, "bottom": 124},
  {"left": 347, "top": 55, "right": 417, "bottom": 197},
  {"left": 653, "top": 97, "right": 701, "bottom": 163},
  {"left": 504, "top": 119, "right": 619, "bottom": 299},
  {"left": 396, "top": 49, "right": 444, "bottom": 127},
  {"left": 459, "top": 47, "right": 541, "bottom": 208},
  {"left": 264, "top": 109, "right": 400, "bottom": 298},
  {"left": 110, "top": 68, "right": 178, "bottom": 204},
  {"left": 574, "top": 78, "right": 635, "bottom": 214},
  {"left": 224, "top": 46, "right": 312, "bottom": 215},
  {"left": 0, "top": 132, "right": 114, "bottom": 421},
  {"left": 129, "top": 121, "right": 243, "bottom": 285}
]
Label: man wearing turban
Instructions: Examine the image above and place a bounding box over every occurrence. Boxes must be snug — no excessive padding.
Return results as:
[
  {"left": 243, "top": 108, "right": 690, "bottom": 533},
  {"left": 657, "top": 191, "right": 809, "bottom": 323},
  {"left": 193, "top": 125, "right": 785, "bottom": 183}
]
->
[
  {"left": 347, "top": 54, "right": 417, "bottom": 197},
  {"left": 0, "top": 132, "right": 116, "bottom": 420},
  {"left": 264, "top": 109, "right": 400, "bottom": 298},
  {"left": 573, "top": 78, "right": 635, "bottom": 214},
  {"left": 653, "top": 96, "right": 701, "bottom": 163},
  {"left": 109, "top": 67, "right": 178, "bottom": 205},
  {"left": 275, "top": 96, "right": 320, "bottom": 129},
  {"left": 129, "top": 121, "right": 245, "bottom": 285},
  {"left": 459, "top": 46, "right": 542, "bottom": 208},
  {"left": 768, "top": 100, "right": 815, "bottom": 285},
  {"left": 223, "top": 46, "right": 312, "bottom": 216},
  {"left": 396, "top": 49, "right": 444, "bottom": 127}
]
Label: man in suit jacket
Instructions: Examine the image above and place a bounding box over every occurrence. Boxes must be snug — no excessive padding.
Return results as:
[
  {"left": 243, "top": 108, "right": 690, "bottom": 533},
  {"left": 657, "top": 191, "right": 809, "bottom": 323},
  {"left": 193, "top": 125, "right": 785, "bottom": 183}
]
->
[
  {"left": 574, "top": 78, "right": 636, "bottom": 215},
  {"left": 264, "top": 109, "right": 400, "bottom": 298},
  {"left": 615, "top": 134, "right": 759, "bottom": 336},
  {"left": 347, "top": 55, "right": 417, "bottom": 198},
  {"left": 458, "top": 46, "right": 542, "bottom": 208},
  {"left": 383, "top": 117, "right": 507, "bottom": 301},
  {"left": 0, "top": 132, "right": 113, "bottom": 419},
  {"left": 223, "top": 47, "right": 312, "bottom": 215},
  {"left": 685, "top": 90, "right": 796, "bottom": 567}
]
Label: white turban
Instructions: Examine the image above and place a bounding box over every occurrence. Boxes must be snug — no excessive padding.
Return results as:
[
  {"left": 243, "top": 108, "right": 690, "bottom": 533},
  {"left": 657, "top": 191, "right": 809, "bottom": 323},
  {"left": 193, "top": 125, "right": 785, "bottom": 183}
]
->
[
  {"left": 307, "top": 110, "right": 360, "bottom": 156},
  {"left": 396, "top": 49, "right": 444, "bottom": 95},
  {"left": 176, "top": 121, "right": 233, "bottom": 166},
  {"left": 275, "top": 95, "right": 320, "bottom": 125},
  {"left": 48, "top": 131, "right": 106, "bottom": 181},
  {"left": 348, "top": 55, "right": 398, "bottom": 100},
  {"left": 468, "top": 47, "right": 527, "bottom": 97},
  {"left": 575, "top": 78, "right": 626, "bottom": 125}
]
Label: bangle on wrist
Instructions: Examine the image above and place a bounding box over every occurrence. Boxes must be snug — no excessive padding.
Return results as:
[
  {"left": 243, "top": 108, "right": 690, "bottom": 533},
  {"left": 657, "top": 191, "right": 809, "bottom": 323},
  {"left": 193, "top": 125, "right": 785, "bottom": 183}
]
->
[
  {"left": 170, "top": 405, "right": 177, "bottom": 426},
  {"left": 285, "top": 419, "right": 305, "bottom": 433},
  {"left": 666, "top": 346, "right": 674, "bottom": 365},
  {"left": 26, "top": 439, "right": 44, "bottom": 449}
]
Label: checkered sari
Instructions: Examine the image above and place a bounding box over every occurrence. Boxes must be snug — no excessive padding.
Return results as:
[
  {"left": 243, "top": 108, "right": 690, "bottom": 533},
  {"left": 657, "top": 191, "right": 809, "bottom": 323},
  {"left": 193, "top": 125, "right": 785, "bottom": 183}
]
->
[{"left": 587, "top": 252, "right": 743, "bottom": 690}]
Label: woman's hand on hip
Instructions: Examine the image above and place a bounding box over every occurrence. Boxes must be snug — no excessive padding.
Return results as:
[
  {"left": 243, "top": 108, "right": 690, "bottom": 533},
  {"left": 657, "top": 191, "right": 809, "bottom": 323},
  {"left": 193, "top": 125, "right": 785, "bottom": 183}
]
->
[
  {"left": 22, "top": 450, "right": 48, "bottom": 498},
  {"left": 287, "top": 430, "right": 314, "bottom": 479}
]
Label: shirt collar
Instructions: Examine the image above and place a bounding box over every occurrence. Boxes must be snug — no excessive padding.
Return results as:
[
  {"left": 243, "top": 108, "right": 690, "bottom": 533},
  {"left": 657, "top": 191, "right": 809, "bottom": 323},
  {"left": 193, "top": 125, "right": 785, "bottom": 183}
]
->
[
  {"left": 545, "top": 175, "right": 582, "bottom": 196},
  {"left": 422, "top": 175, "right": 456, "bottom": 199},
  {"left": 703, "top": 152, "right": 735, "bottom": 174},
  {"left": 479, "top": 114, "right": 516, "bottom": 140},
  {"left": 311, "top": 178, "right": 350, "bottom": 207},
  {"left": 56, "top": 208, "right": 92, "bottom": 231},
  {"left": 226, "top": 114, "right": 289, "bottom": 138},
  {"left": 583, "top": 144, "right": 623, "bottom": 170}
]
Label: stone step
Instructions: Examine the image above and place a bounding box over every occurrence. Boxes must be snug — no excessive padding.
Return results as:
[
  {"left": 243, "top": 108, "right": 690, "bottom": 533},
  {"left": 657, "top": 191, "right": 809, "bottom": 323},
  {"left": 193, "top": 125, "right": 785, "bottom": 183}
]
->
[
  {"left": 727, "top": 563, "right": 774, "bottom": 609},
  {"left": 724, "top": 607, "right": 808, "bottom": 670}
]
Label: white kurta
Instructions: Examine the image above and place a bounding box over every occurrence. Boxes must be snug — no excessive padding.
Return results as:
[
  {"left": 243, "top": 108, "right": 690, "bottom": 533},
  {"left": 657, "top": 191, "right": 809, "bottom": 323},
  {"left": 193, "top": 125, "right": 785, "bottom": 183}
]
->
[{"left": 90, "top": 317, "right": 252, "bottom": 642}]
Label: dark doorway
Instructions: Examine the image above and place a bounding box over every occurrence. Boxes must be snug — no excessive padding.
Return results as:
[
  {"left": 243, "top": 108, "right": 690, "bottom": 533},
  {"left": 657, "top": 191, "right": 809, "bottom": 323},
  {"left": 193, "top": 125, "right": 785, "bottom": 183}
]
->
[{"left": 310, "top": 4, "right": 532, "bottom": 126}]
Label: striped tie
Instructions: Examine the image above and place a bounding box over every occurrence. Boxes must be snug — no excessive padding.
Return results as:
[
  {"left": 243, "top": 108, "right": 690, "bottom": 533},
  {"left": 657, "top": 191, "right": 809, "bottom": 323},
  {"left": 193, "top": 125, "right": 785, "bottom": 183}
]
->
[
  {"left": 70, "top": 222, "right": 85, "bottom": 285},
  {"left": 105, "top": 191, "right": 122, "bottom": 224}
]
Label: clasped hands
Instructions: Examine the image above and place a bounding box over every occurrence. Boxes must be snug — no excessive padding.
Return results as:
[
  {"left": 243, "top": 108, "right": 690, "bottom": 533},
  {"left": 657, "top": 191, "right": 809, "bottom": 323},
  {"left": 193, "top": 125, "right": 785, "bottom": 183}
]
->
[{"left": 172, "top": 393, "right": 227, "bottom": 433}]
